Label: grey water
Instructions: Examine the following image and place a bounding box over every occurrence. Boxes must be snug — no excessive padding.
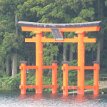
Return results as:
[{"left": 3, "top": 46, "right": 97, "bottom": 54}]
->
[{"left": 0, "top": 91, "right": 107, "bottom": 107}]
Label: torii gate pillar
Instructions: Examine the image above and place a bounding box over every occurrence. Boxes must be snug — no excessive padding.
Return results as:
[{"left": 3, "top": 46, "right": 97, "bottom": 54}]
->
[
  {"left": 77, "top": 32, "right": 85, "bottom": 95},
  {"left": 35, "top": 33, "right": 43, "bottom": 94}
]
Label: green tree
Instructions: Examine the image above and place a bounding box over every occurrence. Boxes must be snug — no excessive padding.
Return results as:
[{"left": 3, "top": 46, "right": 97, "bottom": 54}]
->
[
  {"left": 0, "top": 0, "right": 25, "bottom": 77},
  {"left": 0, "top": 0, "right": 107, "bottom": 78}
]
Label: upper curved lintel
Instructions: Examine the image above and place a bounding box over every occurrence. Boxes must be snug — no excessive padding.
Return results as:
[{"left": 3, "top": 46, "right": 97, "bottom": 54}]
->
[{"left": 18, "top": 21, "right": 101, "bottom": 28}]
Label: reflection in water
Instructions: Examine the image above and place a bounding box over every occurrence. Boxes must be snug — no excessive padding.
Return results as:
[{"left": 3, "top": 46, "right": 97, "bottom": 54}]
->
[{"left": 0, "top": 91, "right": 107, "bottom": 107}]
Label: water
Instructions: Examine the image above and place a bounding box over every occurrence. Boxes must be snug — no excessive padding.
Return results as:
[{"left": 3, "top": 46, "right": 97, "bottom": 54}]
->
[{"left": 0, "top": 91, "right": 107, "bottom": 107}]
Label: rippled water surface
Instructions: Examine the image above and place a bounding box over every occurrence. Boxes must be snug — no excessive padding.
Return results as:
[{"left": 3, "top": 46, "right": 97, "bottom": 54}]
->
[{"left": 0, "top": 91, "right": 107, "bottom": 107}]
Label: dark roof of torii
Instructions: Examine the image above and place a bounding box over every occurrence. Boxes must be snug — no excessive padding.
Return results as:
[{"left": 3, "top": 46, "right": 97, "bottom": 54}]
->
[{"left": 18, "top": 21, "right": 101, "bottom": 28}]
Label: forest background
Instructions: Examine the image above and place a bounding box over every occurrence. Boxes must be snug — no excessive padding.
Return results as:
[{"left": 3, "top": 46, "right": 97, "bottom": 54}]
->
[{"left": 0, "top": 0, "right": 107, "bottom": 91}]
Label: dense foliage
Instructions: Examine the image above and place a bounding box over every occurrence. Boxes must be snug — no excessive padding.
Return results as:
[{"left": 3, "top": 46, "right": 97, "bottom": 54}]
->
[{"left": 0, "top": 0, "right": 107, "bottom": 91}]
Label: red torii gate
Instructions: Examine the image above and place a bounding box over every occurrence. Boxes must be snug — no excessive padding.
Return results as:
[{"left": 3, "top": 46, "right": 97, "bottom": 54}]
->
[{"left": 18, "top": 21, "right": 100, "bottom": 96}]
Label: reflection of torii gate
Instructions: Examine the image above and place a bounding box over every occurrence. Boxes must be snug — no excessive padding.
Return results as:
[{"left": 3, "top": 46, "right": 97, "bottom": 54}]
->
[{"left": 18, "top": 21, "right": 101, "bottom": 96}]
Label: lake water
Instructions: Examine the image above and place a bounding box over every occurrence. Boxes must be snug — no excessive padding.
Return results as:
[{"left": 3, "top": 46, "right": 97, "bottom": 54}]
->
[{"left": 0, "top": 91, "right": 107, "bottom": 107}]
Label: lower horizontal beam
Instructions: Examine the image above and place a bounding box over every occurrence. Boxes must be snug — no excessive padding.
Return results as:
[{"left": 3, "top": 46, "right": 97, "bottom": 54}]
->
[
  {"left": 43, "top": 66, "right": 53, "bottom": 69},
  {"left": 20, "top": 85, "right": 55, "bottom": 89},
  {"left": 68, "top": 66, "right": 95, "bottom": 71},
  {"left": 62, "top": 86, "right": 78, "bottom": 90},
  {"left": 63, "top": 66, "right": 95, "bottom": 71},
  {"left": 22, "top": 65, "right": 95, "bottom": 71},
  {"left": 68, "top": 86, "right": 78, "bottom": 90},
  {"left": 20, "top": 85, "right": 36, "bottom": 89},
  {"left": 85, "top": 86, "right": 94, "bottom": 89},
  {"left": 63, "top": 86, "right": 95, "bottom": 90},
  {"left": 43, "top": 85, "right": 53, "bottom": 88},
  {"left": 26, "top": 85, "right": 36, "bottom": 89},
  {"left": 21, "top": 65, "right": 54, "bottom": 70},
  {"left": 84, "top": 66, "right": 94, "bottom": 70},
  {"left": 26, "top": 66, "right": 38, "bottom": 70}
]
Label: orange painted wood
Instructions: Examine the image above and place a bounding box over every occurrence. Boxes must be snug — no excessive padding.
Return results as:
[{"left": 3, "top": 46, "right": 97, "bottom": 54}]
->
[
  {"left": 84, "top": 37, "right": 96, "bottom": 43},
  {"left": 62, "top": 63, "right": 69, "bottom": 96},
  {"left": 19, "top": 85, "right": 26, "bottom": 89},
  {"left": 20, "top": 63, "right": 26, "bottom": 95},
  {"left": 26, "top": 66, "right": 38, "bottom": 70},
  {"left": 93, "top": 63, "right": 100, "bottom": 95},
  {"left": 42, "top": 37, "right": 78, "bottom": 43},
  {"left": 42, "top": 66, "right": 53, "bottom": 69},
  {"left": 25, "top": 37, "right": 78, "bottom": 43},
  {"left": 19, "top": 21, "right": 100, "bottom": 96},
  {"left": 85, "top": 86, "right": 94, "bottom": 89},
  {"left": 20, "top": 85, "right": 36, "bottom": 89},
  {"left": 52, "top": 63, "right": 58, "bottom": 94},
  {"left": 68, "top": 86, "right": 78, "bottom": 90},
  {"left": 35, "top": 33, "right": 43, "bottom": 94},
  {"left": 77, "top": 32, "right": 85, "bottom": 95},
  {"left": 26, "top": 85, "right": 36, "bottom": 89},
  {"left": 84, "top": 66, "right": 94, "bottom": 70},
  {"left": 43, "top": 85, "right": 53, "bottom": 88},
  {"left": 25, "top": 37, "right": 36, "bottom": 42},
  {"left": 25, "top": 37, "right": 96, "bottom": 43},
  {"left": 21, "top": 26, "right": 100, "bottom": 33}
]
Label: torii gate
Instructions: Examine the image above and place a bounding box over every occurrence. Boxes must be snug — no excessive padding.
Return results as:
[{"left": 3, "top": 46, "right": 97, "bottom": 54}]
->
[{"left": 18, "top": 21, "right": 100, "bottom": 96}]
